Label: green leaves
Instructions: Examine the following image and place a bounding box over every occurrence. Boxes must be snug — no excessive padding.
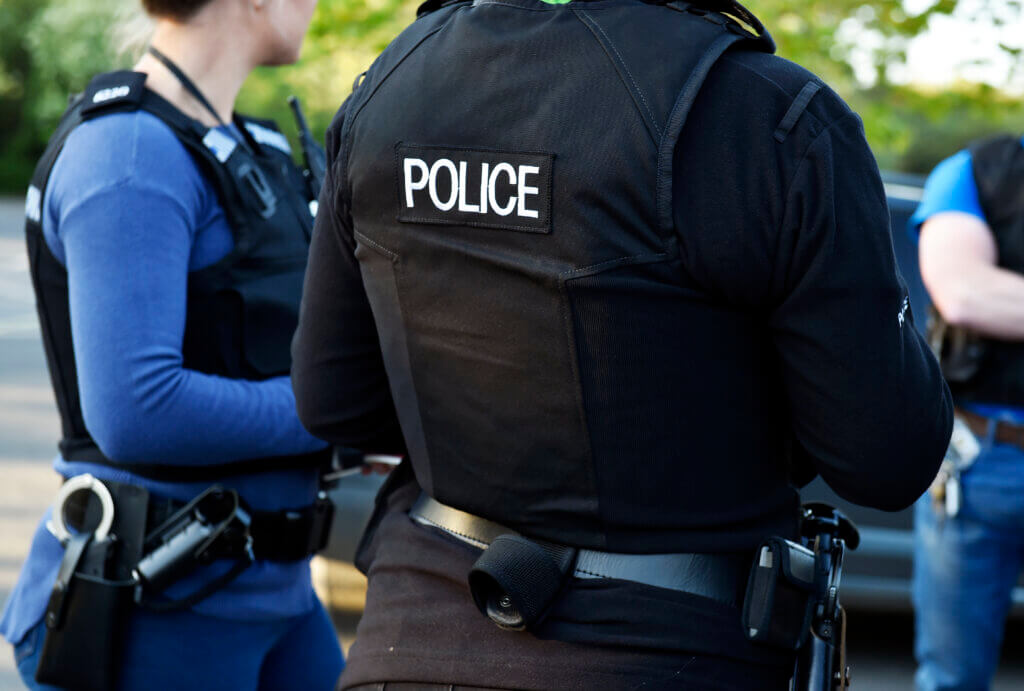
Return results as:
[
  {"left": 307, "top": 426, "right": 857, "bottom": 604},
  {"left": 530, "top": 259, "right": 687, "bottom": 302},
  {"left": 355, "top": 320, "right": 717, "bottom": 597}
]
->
[{"left": 2, "top": 0, "right": 1024, "bottom": 193}]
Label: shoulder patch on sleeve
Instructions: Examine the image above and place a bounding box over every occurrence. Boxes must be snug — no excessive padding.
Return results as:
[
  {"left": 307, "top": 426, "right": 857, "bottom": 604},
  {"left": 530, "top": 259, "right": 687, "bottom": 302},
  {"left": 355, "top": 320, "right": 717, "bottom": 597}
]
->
[
  {"left": 81, "top": 71, "right": 147, "bottom": 119},
  {"left": 774, "top": 81, "right": 822, "bottom": 143}
]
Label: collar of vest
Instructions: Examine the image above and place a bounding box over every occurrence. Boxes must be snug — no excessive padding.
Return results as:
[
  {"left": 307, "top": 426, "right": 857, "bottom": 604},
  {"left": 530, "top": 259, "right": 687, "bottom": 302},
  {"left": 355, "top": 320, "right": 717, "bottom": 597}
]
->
[{"left": 415, "top": 0, "right": 774, "bottom": 52}]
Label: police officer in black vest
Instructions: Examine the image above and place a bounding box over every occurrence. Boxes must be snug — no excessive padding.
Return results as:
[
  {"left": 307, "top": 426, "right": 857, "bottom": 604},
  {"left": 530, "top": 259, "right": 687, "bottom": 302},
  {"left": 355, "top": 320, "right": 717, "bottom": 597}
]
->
[
  {"left": 292, "top": 1, "right": 953, "bottom": 688},
  {"left": 912, "top": 135, "right": 1024, "bottom": 689}
]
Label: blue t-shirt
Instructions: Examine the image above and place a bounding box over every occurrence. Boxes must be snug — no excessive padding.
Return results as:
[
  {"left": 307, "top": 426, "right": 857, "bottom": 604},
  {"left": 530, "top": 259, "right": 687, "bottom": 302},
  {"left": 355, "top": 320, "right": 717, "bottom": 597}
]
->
[
  {"left": 909, "top": 139, "right": 1024, "bottom": 423},
  {"left": 1, "top": 109, "right": 328, "bottom": 646}
]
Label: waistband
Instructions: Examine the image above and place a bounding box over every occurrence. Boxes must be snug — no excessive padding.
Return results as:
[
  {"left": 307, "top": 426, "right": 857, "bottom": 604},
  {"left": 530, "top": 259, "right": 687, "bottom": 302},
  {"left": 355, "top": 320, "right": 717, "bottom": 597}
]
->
[
  {"left": 410, "top": 493, "right": 746, "bottom": 605},
  {"left": 956, "top": 406, "right": 1024, "bottom": 452}
]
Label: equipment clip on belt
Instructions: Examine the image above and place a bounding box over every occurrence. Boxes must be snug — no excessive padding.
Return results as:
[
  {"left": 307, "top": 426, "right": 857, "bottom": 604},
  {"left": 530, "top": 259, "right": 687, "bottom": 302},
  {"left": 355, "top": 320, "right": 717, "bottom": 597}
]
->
[
  {"left": 742, "top": 503, "right": 859, "bottom": 691},
  {"left": 133, "top": 485, "right": 254, "bottom": 611}
]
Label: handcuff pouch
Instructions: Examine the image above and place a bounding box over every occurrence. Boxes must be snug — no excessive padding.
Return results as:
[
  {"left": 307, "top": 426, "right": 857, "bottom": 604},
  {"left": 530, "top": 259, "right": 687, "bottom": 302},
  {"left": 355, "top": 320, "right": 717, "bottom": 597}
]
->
[
  {"left": 36, "top": 533, "right": 134, "bottom": 691},
  {"left": 742, "top": 536, "right": 816, "bottom": 650},
  {"left": 468, "top": 534, "right": 577, "bottom": 631}
]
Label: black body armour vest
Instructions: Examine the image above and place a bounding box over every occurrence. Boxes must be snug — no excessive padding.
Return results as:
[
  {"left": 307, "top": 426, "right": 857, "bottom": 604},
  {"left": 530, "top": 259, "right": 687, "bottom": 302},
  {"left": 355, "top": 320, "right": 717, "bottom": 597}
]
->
[
  {"left": 947, "top": 135, "right": 1024, "bottom": 407},
  {"left": 25, "top": 71, "right": 327, "bottom": 481},
  {"left": 343, "top": 0, "right": 792, "bottom": 553}
]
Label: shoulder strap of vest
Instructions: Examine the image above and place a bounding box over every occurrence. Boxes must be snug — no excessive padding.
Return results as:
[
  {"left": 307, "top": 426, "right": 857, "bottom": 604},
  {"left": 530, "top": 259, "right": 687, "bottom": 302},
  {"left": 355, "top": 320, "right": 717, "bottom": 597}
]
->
[
  {"left": 970, "top": 134, "right": 1024, "bottom": 231},
  {"left": 28, "top": 71, "right": 156, "bottom": 232},
  {"left": 655, "top": 2, "right": 772, "bottom": 243},
  {"left": 135, "top": 90, "right": 284, "bottom": 225},
  {"left": 80, "top": 70, "right": 148, "bottom": 120},
  {"left": 677, "top": 1, "right": 772, "bottom": 45},
  {"left": 416, "top": 0, "right": 471, "bottom": 18},
  {"left": 25, "top": 96, "right": 86, "bottom": 232}
]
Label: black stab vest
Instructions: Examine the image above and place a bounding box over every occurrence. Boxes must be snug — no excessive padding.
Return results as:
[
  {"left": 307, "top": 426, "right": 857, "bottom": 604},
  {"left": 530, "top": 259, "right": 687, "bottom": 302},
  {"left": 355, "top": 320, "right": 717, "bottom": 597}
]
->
[
  {"left": 342, "top": 0, "right": 790, "bottom": 553},
  {"left": 25, "top": 70, "right": 329, "bottom": 481},
  {"left": 948, "top": 135, "right": 1024, "bottom": 408}
]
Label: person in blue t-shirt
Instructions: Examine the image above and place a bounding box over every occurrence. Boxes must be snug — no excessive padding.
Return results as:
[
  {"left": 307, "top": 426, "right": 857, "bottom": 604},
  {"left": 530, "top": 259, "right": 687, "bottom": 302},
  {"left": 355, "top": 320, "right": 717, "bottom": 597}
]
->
[
  {"left": 1, "top": 0, "right": 346, "bottom": 689},
  {"left": 910, "top": 137, "right": 1024, "bottom": 691}
]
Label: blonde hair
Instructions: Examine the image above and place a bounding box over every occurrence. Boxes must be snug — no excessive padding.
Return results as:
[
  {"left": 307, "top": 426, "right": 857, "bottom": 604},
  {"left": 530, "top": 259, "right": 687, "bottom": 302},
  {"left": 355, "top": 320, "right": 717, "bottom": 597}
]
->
[{"left": 113, "top": 5, "right": 155, "bottom": 61}]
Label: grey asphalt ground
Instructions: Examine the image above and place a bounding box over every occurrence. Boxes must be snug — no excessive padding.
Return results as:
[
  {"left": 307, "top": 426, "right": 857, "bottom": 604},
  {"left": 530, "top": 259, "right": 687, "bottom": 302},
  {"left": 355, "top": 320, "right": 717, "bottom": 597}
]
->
[
  {"left": 0, "top": 197, "right": 60, "bottom": 690},
  {"left": 1, "top": 193, "right": 1023, "bottom": 689}
]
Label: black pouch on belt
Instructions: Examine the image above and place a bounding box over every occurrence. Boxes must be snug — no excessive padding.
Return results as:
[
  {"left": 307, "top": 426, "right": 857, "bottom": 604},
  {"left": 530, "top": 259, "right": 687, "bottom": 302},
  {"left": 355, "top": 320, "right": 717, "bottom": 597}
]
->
[
  {"left": 468, "top": 534, "right": 578, "bottom": 631},
  {"left": 36, "top": 533, "right": 134, "bottom": 691},
  {"left": 36, "top": 481, "right": 148, "bottom": 691},
  {"left": 741, "top": 536, "right": 817, "bottom": 650}
]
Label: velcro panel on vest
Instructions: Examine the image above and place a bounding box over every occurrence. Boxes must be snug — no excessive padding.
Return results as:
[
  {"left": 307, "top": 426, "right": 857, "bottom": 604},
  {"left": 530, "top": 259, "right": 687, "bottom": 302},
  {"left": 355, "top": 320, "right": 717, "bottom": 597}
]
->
[{"left": 80, "top": 71, "right": 147, "bottom": 119}]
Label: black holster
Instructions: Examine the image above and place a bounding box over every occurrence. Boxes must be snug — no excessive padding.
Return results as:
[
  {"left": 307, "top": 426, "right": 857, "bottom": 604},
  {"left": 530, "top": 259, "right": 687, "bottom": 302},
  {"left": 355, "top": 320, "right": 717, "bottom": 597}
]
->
[
  {"left": 36, "top": 480, "right": 148, "bottom": 690},
  {"left": 741, "top": 536, "right": 816, "bottom": 650},
  {"left": 36, "top": 533, "right": 135, "bottom": 691}
]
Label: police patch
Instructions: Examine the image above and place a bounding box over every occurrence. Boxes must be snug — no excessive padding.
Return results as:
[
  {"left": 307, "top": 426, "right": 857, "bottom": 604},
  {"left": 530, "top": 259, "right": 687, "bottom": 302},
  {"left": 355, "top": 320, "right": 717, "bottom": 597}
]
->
[{"left": 396, "top": 144, "right": 553, "bottom": 233}]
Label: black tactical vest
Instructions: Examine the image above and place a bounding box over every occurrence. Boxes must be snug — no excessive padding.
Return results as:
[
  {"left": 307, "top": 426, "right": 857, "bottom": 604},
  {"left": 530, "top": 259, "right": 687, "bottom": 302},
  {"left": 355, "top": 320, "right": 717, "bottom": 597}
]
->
[
  {"left": 342, "top": 0, "right": 786, "bottom": 553},
  {"left": 25, "top": 70, "right": 328, "bottom": 481},
  {"left": 944, "top": 135, "right": 1024, "bottom": 407}
]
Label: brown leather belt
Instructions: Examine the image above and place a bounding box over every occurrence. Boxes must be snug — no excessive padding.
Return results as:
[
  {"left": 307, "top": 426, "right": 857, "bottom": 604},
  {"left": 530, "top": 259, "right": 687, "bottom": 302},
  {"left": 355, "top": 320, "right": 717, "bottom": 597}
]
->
[{"left": 956, "top": 407, "right": 1024, "bottom": 451}]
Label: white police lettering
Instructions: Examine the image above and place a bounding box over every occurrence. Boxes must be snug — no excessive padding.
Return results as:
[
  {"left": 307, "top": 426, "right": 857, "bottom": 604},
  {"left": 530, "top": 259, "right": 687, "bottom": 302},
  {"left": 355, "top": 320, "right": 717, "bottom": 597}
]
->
[
  {"left": 404, "top": 158, "right": 429, "bottom": 208},
  {"left": 479, "top": 162, "right": 490, "bottom": 215},
  {"left": 457, "top": 161, "right": 480, "bottom": 213},
  {"left": 428, "top": 159, "right": 459, "bottom": 211},
  {"left": 489, "top": 163, "right": 517, "bottom": 216},
  {"left": 92, "top": 86, "right": 131, "bottom": 104},
  {"left": 397, "top": 145, "right": 552, "bottom": 233},
  {"left": 517, "top": 165, "right": 540, "bottom": 219},
  {"left": 897, "top": 296, "right": 910, "bottom": 327},
  {"left": 403, "top": 157, "right": 541, "bottom": 219}
]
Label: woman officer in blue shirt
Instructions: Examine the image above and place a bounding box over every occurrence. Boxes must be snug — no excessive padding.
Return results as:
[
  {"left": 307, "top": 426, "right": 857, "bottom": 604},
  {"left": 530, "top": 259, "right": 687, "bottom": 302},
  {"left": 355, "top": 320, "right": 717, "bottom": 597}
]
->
[{"left": 1, "top": 0, "right": 346, "bottom": 688}]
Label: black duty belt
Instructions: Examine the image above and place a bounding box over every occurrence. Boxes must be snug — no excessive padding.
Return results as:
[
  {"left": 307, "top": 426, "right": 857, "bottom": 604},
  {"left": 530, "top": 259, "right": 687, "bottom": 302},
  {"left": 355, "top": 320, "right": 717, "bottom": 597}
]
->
[
  {"left": 61, "top": 477, "right": 333, "bottom": 562},
  {"left": 410, "top": 493, "right": 745, "bottom": 606}
]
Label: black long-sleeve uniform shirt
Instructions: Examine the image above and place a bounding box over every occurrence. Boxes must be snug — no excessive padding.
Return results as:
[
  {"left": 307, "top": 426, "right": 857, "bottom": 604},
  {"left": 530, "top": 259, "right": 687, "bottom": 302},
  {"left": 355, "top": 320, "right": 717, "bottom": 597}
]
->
[{"left": 292, "top": 30, "right": 952, "bottom": 690}]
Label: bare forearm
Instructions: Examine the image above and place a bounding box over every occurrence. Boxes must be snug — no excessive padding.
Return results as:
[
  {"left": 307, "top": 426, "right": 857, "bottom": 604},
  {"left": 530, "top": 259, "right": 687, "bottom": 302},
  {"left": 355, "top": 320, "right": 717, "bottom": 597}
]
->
[
  {"left": 920, "top": 212, "right": 1024, "bottom": 341},
  {"left": 931, "top": 264, "right": 1024, "bottom": 340}
]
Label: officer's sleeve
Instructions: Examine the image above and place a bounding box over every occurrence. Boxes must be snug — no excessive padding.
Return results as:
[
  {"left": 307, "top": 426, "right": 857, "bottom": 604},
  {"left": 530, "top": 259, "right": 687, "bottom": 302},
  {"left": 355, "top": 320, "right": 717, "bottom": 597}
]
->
[
  {"left": 770, "top": 113, "right": 953, "bottom": 511},
  {"left": 907, "top": 149, "right": 984, "bottom": 239},
  {"left": 291, "top": 103, "right": 406, "bottom": 453}
]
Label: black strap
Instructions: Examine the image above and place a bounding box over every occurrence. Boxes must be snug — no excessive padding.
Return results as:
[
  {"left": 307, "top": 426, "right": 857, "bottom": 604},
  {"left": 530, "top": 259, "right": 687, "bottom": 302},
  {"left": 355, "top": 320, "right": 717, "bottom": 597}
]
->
[
  {"left": 146, "top": 46, "right": 257, "bottom": 157},
  {"left": 147, "top": 46, "right": 226, "bottom": 127}
]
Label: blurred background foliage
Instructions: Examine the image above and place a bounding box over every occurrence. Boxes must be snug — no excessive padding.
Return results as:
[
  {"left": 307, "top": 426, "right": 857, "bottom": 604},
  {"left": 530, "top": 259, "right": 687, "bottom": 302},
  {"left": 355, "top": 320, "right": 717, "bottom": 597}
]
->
[{"left": 1, "top": 0, "right": 1023, "bottom": 192}]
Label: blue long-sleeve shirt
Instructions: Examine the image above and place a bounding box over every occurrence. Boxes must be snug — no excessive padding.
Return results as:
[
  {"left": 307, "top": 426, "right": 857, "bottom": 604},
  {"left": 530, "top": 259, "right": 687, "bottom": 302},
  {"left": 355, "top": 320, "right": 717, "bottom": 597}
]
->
[{"left": 1, "top": 109, "right": 328, "bottom": 647}]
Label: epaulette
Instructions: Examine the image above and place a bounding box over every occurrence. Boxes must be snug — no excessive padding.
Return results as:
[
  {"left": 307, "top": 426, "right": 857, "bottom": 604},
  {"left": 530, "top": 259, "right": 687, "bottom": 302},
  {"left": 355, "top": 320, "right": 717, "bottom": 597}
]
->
[{"left": 80, "top": 71, "right": 148, "bottom": 120}]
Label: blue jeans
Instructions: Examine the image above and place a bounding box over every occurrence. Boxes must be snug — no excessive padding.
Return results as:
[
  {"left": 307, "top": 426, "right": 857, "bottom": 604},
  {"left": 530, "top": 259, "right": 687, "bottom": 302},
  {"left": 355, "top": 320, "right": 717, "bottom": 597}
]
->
[
  {"left": 913, "top": 442, "right": 1024, "bottom": 691},
  {"left": 12, "top": 599, "right": 343, "bottom": 690}
]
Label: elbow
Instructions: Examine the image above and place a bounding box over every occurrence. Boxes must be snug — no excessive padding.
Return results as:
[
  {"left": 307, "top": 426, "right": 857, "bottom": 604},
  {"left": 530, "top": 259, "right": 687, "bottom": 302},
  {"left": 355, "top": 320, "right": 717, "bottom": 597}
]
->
[
  {"left": 292, "top": 370, "right": 325, "bottom": 440},
  {"left": 80, "top": 366, "right": 183, "bottom": 463},
  {"left": 822, "top": 387, "right": 954, "bottom": 512},
  {"left": 83, "top": 406, "right": 151, "bottom": 463},
  {"left": 293, "top": 373, "right": 403, "bottom": 452},
  {"left": 292, "top": 379, "right": 349, "bottom": 445}
]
